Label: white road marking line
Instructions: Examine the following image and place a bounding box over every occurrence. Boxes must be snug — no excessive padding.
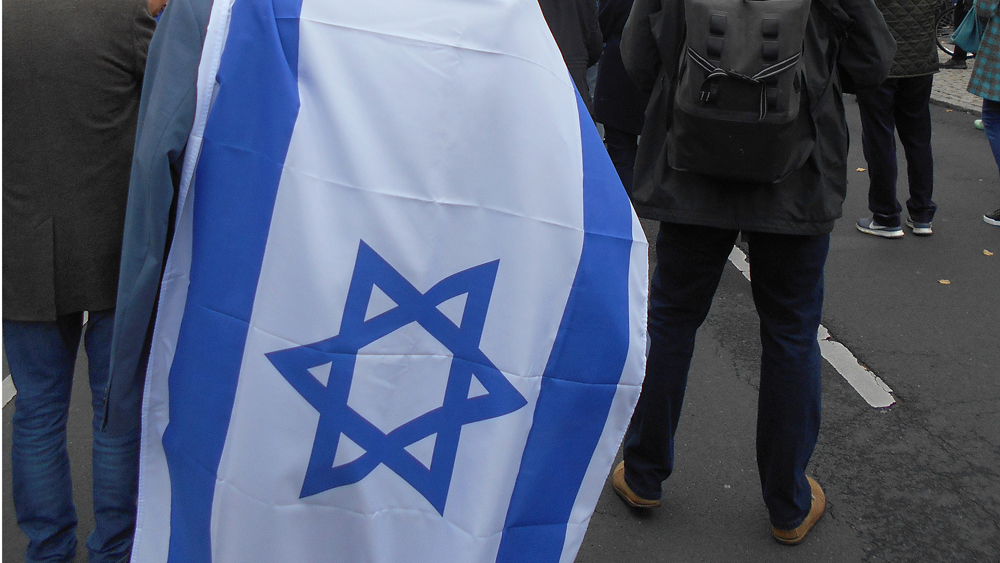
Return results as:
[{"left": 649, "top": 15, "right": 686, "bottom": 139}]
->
[
  {"left": 728, "top": 246, "right": 753, "bottom": 280},
  {"left": 3, "top": 376, "right": 16, "bottom": 408},
  {"left": 727, "top": 246, "right": 896, "bottom": 408},
  {"left": 816, "top": 326, "right": 895, "bottom": 408}
]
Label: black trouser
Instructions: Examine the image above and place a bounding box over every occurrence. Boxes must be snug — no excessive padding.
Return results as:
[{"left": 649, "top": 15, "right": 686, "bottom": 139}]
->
[
  {"left": 623, "top": 223, "right": 828, "bottom": 529},
  {"left": 603, "top": 126, "right": 638, "bottom": 195},
  {"left": 857, "top": 75, "right": 937, "bottom": 226},
  {"left": 953, "top": 0, "right": 970, "bottom": 61}
]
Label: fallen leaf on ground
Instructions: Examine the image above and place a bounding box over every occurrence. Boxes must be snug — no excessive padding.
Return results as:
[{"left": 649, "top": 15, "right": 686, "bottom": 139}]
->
[
  {"left": 856, "top": 167, "right": 866, "bottom": 172},
  {"left": 986, "top": 250, "right": 995, "bottom": 256},
  {"left": 939, "top": 279, "right": 951, "bottom": 285},
  {"left": 946, "top": 109, "right": 953, "bottom": 112}
]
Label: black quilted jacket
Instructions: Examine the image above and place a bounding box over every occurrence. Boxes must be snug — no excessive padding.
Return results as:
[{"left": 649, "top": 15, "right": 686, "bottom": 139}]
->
[{"left": 875, "top": 0, "right": 939, "bottom": 77}]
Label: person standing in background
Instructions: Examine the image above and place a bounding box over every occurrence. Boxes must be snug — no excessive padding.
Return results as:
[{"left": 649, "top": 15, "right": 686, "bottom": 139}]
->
[
  {"left": 594, "top": 0, "right": 650, "bottom": 194},
  {"left": 856, "top": 0, "right": 939, "bottom": 238},
  {"left": 2, "top": 0, "right": 154, "bottom": 561},
  {"left": 612, "top": 0, "right": 894, "bottom": 546},
  {"left": 538, "top": 0, "right": 603, "bottom": 115},
  {"left": 966, "top": 0, "right": 1000, "bottom": 226},
  {"left": 943, "top": 0, "right": 972, "bottom": 69}
]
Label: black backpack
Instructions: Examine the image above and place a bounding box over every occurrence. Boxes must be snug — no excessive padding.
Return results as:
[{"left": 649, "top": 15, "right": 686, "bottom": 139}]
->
[{"left": 667, "top": 0, "right": 833, "bottom": 184}]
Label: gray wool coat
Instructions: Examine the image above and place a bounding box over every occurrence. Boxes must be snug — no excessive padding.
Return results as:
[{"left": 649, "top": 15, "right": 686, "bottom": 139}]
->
[{"left": 3, "top": 0, "right": 155, "bottom": 321}]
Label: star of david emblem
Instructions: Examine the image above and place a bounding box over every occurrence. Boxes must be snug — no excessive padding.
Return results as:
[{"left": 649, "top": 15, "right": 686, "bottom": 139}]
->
[{"left": 266, "top": 241, "right": 527, "bottom": 514}]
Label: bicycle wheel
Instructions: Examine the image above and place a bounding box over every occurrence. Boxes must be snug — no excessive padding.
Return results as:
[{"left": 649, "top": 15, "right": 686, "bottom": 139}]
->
[{"left": 937, "top": 6, "right": 958, "bottom": 57}]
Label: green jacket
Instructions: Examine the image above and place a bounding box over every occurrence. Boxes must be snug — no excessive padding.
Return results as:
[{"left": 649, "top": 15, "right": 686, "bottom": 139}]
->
[{"left": 875, "top": 0, "right": 939, "bottom": 78}]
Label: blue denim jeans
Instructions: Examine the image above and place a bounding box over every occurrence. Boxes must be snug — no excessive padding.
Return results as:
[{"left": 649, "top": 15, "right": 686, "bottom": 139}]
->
[
  {"left": 4, "top": 310, "right": 139, "bottom": 563},
  {"left": 982, "top": 98, "right": 1000, "bottom": 175},
  {"left": 622, "top": 223, "right": 827, "bottom": 529},
  {"left": 857, "top": 75, "right": 937, "bottom": 226}
]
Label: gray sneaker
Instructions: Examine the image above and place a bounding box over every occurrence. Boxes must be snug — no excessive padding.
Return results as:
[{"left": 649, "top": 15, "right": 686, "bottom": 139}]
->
[
  {"left": 905, "top": 217, "right": 933, "bottom": 236},
  {"left": 857, "top": 217, "right": 904, "bottom": 238}
]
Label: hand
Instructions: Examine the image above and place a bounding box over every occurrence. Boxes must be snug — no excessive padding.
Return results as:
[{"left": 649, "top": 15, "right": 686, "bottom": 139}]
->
[{"left": 149, "top": 0, "right": 168, "bottom": 17}]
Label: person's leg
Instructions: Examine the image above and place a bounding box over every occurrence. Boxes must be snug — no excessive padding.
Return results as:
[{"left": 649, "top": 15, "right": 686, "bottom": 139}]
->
[
  {"left": 857, "top": 79, "right": 903, "bottom": 227},
  {"left": 981, "top": 98, "right": 1000, "bottom": 225},
  {"left": 943, "top": 0, "right": 970, "bottom": 65},
  {"left": 4, "top": 314, "right": 84, "bottom": 563},
  {"left": 621, "top": 223, "right": 738, "bottom": 499},
  {"left": 950, "top": 44, "right": 969, "bottom": 63},
  {"left": 981, "top": 99, "right": 1000, "bottom": 171},
  {"left": 954, "top": 0, "right": 969, "bottom": 61},
  {"left": 83, "top": 309, "right": 140, "bottom": 563},
  {"left": 893, "top": 75, "right": 937, "bottom": 224},
  {"left": 745, "top": 232, "right": 828, "bottom": 530},
  {"left": 603, "top": 126, "right": 639, "bottom": 195}
]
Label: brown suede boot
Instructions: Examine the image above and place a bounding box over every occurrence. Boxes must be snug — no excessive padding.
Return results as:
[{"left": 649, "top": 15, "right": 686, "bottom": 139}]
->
[
  {"left": 611, "top": 461, "right": 661, "bottom": 508},
  {"left": 772, "top": 476, "right": 826, "bottom": 545}
]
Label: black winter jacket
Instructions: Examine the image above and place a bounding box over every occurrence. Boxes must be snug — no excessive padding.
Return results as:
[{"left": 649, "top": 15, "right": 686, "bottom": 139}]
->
[
  {"left": 538, "top": 0, "right": 603, "bottom": 113},
  {"left": 594, "top": 0, "right": 650, "bottom": 134},
  {"left": 621, "top": 0, "right": 896, "bottom": 235}
]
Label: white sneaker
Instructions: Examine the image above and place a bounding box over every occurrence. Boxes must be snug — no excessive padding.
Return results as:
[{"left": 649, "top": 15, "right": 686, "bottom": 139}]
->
[{"left": 905, "top": 217, "right": 933, "bottom": 236}]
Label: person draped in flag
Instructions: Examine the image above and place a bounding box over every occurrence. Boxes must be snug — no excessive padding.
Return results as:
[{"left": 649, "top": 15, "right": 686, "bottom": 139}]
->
[{"left": 109, "top": 0, "right": 648, "bottom": 562}]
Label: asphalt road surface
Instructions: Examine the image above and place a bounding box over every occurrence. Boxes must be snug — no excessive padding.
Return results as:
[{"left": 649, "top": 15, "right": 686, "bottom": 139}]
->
[{"left": 4, "top": 97, "right": 999, "bottom": 562}]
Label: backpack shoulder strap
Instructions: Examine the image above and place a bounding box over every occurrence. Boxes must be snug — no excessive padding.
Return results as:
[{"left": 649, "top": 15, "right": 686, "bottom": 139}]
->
[{"left": 809, "top": 0, "right": 854, "bottom": 118}]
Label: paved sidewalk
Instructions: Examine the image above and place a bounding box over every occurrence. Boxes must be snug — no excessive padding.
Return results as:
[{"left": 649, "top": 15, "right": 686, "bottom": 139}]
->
[{"left": 932, "top": 49, "right": 982, "bottom": 114}]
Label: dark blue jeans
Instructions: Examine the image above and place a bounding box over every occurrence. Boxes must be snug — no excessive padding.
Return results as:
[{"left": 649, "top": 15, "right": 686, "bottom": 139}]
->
[
  {"left": 622, "top": 223, "right": 827, "bottom": 529},
  {"left": 857, "top": 75, "right": 937, "bottom": 226},
  {"left": 982, "top": 98, "right": 1000, "bottom": 175},
  {"left": 4, "top": 310, "right": 139, "bottom": 563}
]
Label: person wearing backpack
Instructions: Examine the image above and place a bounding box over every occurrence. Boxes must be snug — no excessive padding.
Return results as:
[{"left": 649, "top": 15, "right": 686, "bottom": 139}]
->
[
  {"left": 855, "top": 0, "right": 940, "bottom": 238},
  {"left": 610, "top": 0, "right": 895, "bottom": 545}
]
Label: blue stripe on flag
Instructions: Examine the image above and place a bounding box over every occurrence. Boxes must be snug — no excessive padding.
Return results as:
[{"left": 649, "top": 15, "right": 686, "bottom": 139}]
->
[
  {"left": 496, "top": 91, "right": 634, "bottom": 562},
  {"left": 161, "top": 0, "right": 302, "bottom": 561}
]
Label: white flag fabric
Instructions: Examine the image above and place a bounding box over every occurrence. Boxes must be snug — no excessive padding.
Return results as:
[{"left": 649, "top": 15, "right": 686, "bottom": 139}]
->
[{"left": 132, "top": 0, "right": 648, "bottom": 562}]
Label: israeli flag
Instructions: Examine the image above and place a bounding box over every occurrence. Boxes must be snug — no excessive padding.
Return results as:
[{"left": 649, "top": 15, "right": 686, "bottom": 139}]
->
[{"left": 133, "top": 0, "right": 648, "bottom": 561}]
